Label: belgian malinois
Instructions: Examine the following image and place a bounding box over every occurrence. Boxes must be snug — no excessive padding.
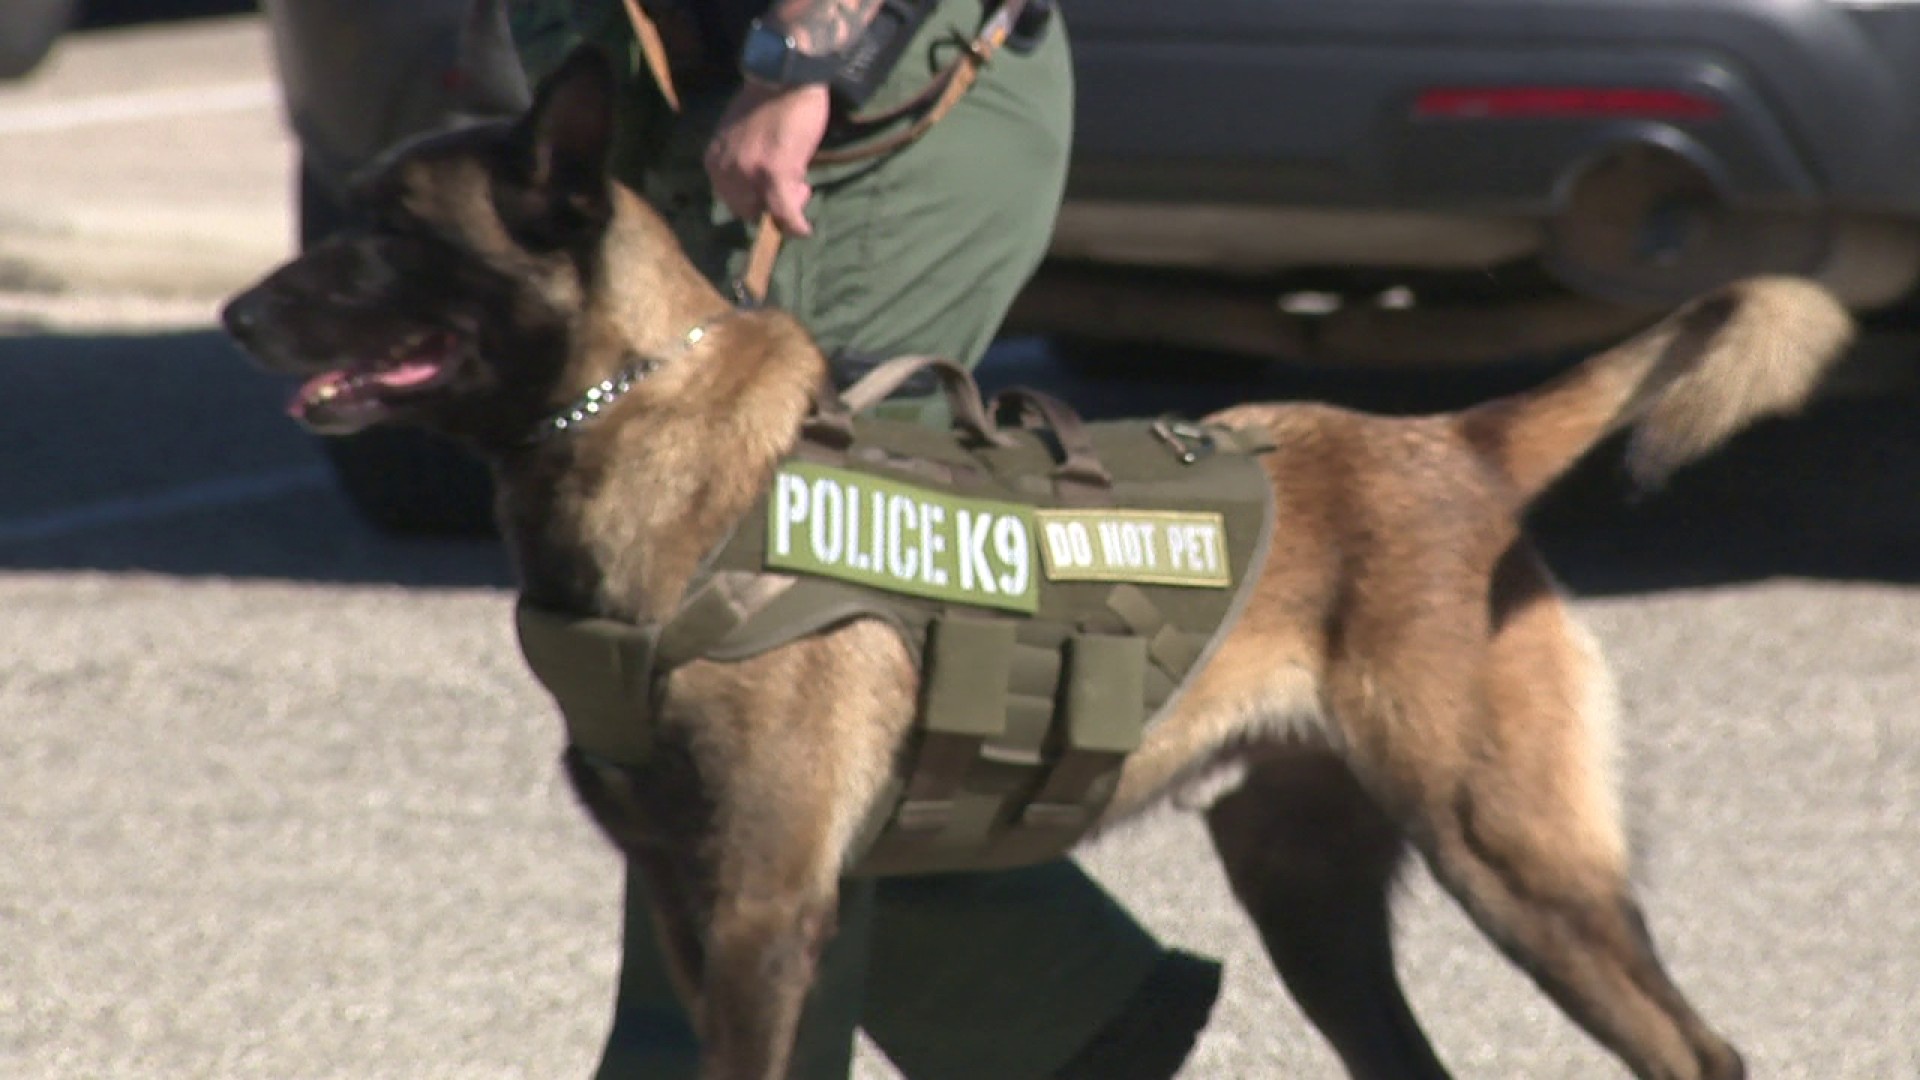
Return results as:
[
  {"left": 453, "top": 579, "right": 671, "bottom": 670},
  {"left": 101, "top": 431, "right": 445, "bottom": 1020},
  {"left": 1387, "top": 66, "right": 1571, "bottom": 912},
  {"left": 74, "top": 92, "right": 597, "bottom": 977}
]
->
[{"left": 222, "top": 47, "right": 1852, "bottom": 1080}]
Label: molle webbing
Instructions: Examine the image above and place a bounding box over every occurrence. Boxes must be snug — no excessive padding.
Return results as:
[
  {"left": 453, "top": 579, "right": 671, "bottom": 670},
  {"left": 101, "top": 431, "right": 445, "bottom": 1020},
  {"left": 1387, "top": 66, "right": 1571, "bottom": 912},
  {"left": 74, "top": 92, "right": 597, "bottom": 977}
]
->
[{"left": 516, "top": 403, "right": 1275, "bottom": 878}]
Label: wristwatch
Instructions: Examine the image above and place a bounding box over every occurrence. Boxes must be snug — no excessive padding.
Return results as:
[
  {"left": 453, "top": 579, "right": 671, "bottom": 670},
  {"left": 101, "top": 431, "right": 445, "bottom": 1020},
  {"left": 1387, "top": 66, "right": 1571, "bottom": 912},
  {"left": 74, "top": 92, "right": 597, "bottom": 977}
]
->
[{"left": 738, "top": 18, "right": 841, "bottom": 87}]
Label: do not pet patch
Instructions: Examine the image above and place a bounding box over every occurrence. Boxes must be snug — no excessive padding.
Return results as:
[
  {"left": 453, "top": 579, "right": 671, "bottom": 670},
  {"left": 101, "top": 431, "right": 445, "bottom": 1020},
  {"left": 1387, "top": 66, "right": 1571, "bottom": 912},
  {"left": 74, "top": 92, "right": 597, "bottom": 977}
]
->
[{"left": 1035, "top": 508, "right": 1231, "bottom": 588}]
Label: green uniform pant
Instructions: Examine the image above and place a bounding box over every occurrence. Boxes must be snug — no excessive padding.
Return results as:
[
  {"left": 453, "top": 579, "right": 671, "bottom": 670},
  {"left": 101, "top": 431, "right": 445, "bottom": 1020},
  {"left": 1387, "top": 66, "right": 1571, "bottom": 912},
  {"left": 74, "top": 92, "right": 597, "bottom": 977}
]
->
[{"left": 514, "top": 5, "right": 1165, "bottom": 1077}]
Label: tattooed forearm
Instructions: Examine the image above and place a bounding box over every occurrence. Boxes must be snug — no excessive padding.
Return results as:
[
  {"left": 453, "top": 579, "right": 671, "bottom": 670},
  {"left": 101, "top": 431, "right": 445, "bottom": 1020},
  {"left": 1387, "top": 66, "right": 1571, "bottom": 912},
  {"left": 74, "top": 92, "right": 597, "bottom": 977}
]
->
[{"left": 769, "top": 0, "right": 886, "bottom": 57}]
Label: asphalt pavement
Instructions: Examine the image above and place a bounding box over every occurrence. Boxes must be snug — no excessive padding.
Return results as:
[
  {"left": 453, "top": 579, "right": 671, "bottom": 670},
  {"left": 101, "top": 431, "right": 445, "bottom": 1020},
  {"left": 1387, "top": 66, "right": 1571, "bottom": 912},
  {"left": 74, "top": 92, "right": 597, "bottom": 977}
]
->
[{"left": 2, "top": 14, "right": 1917, "bottom": 1080}]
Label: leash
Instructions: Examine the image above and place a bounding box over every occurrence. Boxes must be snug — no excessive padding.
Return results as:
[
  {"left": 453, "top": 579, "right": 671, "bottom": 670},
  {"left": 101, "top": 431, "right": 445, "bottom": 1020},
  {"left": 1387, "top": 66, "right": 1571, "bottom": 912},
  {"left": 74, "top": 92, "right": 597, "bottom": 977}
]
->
[{"left": 618, "top": 0, "right": 682, "bottom": 112}]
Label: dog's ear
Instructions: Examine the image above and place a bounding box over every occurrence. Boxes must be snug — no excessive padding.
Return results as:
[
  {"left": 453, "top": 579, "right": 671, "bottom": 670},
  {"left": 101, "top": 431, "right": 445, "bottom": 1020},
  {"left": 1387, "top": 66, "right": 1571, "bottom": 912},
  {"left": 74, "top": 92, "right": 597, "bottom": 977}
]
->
[{"left": 516, "top": 45, "right": 618, "bottom": 237}]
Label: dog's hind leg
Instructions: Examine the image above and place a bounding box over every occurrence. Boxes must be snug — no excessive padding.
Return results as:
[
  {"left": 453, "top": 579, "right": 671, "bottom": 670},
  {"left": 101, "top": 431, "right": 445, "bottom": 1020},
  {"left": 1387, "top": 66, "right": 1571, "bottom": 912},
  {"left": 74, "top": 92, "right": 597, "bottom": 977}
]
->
[
  {"left": 1354, "top": 545, "right": 1741, "bottom": 1080},
  {"left": 1206, "top": 746, "right": 1450, "bottom": 1080}
]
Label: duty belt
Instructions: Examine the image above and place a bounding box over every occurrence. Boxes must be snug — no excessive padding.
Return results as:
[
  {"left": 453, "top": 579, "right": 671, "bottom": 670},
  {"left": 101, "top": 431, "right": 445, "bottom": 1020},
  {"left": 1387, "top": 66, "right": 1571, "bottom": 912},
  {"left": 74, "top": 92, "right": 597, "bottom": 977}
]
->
[{"left": 517, "top": 357, "right": 1275, "bottom": 876}]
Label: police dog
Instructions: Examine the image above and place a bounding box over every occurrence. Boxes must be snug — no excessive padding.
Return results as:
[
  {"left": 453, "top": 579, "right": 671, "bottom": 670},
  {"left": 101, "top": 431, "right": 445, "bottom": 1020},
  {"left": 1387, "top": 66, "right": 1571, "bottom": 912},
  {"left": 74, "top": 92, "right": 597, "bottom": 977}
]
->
[{"left": 223, "top": 48, "right": 1850, "bottom": 1080}]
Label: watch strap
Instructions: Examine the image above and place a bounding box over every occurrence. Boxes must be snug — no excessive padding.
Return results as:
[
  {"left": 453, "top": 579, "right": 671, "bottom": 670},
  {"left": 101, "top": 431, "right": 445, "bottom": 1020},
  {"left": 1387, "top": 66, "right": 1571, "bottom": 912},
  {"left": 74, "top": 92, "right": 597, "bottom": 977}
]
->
[{"left": 741, "top": 17, "right": 841, "bottom": 87}]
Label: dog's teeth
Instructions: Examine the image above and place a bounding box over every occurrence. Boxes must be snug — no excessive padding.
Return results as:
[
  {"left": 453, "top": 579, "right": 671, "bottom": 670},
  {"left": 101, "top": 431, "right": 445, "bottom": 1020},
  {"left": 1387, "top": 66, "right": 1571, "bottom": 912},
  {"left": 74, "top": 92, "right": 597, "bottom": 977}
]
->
[{"left": 314, "top": 382, "right": 339, "bottom": 401}]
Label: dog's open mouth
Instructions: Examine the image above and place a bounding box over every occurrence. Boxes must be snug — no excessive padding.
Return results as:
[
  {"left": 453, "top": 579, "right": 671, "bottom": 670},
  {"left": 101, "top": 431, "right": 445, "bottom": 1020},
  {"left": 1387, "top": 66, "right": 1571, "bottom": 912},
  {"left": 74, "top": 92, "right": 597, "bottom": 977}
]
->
[{"left": 289, "top": 330, "right": 461, "bottom": 434}]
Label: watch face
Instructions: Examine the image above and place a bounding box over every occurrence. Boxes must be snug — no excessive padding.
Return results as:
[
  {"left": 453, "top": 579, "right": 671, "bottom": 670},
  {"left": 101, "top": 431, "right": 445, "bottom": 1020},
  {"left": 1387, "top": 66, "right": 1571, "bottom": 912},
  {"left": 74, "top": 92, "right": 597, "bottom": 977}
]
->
[{"left": 741, "top": 23, "right": 790, "bottom": 82}]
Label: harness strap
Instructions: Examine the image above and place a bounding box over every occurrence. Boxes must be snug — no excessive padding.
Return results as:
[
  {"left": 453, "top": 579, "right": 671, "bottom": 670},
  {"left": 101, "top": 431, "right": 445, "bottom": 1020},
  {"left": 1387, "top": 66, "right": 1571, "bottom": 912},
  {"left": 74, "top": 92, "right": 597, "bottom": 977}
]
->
[
  {"left": 516, "top": 604, "right": 662, "bottom": 765},
  {"left": 1100, "top": 583, "right": 1206, "bottom": 681},
  {"left": 1017, "top": 634, "right": 1144, "bottom": 842},
  {"left": 817, "top": 354, "right": 1013, "bottom": 449},
  {"left": 705, "top": 577, "right": 921, "bottom": 663},
  {"left": 654, "top": 573, "right": 757, "bottom": 669},
  {"left": 991, "top": 387, "right": 1114, "bottom": 502},
  {"left": 889, "top": 615, "right": 1016, "bottom": 833}
]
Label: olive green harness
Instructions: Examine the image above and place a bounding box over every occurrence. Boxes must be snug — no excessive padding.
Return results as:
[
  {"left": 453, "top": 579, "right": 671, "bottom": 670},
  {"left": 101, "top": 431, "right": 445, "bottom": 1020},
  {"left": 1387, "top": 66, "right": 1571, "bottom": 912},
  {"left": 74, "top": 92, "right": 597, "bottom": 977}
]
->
[{"left": 515, "top": 357, "right": 1274, "bottom": 877}]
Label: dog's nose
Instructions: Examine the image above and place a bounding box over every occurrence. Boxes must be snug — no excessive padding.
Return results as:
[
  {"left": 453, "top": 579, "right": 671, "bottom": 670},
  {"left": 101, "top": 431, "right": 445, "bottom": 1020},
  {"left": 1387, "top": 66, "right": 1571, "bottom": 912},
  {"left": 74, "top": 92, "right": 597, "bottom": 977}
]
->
[{"left": 220, "top": 290, "right": 265, "bottom": 345}]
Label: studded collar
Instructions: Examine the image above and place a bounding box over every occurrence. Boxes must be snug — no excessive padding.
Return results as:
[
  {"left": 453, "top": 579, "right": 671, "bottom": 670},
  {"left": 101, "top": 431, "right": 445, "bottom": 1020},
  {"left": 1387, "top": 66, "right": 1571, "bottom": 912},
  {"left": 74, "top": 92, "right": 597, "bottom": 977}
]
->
[{"left": 522, "top": 311, "right": 733, "bottom": 446}]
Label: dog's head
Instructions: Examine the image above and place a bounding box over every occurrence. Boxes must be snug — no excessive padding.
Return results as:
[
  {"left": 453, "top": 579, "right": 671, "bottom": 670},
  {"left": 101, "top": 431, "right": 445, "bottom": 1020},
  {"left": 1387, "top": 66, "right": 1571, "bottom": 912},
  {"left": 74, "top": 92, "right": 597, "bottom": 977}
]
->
[{"left": 222, "top": 48, "right": 712, "bottom": 450}]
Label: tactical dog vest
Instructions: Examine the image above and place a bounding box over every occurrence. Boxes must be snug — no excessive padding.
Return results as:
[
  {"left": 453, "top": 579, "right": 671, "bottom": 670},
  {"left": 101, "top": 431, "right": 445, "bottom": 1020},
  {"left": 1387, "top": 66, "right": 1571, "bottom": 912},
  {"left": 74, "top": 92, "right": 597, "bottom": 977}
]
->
[{"left": 516, "top": 358, "right": 1274, "bottom": 877}]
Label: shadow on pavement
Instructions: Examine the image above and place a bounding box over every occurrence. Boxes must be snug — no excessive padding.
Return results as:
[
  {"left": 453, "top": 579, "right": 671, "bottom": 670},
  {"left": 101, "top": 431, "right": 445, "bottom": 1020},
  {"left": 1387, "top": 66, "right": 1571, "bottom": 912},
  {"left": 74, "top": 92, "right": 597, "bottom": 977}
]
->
[
  {"left": 0, "top": 328, "right": 514, "bottom": 589},
  {"left": 1, "top": 327, "right": 1914, "bottom": 595},
  {"left": 76, "top": 1, "right": 257, "bottom": 31}
]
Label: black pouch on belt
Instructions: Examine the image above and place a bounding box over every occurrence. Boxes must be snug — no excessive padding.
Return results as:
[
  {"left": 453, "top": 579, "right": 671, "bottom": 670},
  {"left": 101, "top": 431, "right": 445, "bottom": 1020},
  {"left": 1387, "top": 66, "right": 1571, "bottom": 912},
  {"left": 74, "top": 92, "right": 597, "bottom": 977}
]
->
[
  {"left": 830, "top": 0, "right": 941, "bottom": 108},
  {"left": 1007, "top": 0, "right": 1056, "bottom": 54}
]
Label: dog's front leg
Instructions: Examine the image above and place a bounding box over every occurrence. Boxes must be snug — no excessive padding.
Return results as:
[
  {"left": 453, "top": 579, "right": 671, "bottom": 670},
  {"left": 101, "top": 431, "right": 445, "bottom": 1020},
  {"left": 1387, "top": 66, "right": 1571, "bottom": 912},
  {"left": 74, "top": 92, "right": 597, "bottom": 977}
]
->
[
  {"left": 563, "top": 747, "right": 715, "bottom": 1003},
  {"left": 567, "top": 743, "right": 842, "bottom": 1080},
  {"left": 696, "top": 880, "right": 841, "bottom": 1080},
  {"left": 679, "top": 625, "right": 917, "bottom": 1079}
]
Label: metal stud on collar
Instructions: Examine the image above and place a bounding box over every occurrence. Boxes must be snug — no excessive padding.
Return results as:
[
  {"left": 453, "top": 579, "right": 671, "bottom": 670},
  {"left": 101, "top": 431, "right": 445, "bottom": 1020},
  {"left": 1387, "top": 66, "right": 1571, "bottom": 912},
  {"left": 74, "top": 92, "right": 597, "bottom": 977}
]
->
[{"left": 543, "top": 366, "right": 646, "bottom": 437}]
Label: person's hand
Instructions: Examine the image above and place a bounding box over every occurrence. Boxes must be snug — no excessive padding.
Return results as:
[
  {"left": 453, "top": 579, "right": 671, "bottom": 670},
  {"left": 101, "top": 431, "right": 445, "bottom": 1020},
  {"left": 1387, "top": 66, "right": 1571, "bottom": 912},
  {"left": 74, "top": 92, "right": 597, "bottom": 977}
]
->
[{"left": 705, "top": 81, "right": 831, "bottom": 237}]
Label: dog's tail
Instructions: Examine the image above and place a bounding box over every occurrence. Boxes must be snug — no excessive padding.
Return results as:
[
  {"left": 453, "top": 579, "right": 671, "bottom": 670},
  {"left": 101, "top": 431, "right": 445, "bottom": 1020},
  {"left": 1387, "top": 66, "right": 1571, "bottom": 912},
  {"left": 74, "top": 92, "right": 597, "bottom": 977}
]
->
[{"left": 1457, "top": 276, "right": 1853, "bottom": 504}]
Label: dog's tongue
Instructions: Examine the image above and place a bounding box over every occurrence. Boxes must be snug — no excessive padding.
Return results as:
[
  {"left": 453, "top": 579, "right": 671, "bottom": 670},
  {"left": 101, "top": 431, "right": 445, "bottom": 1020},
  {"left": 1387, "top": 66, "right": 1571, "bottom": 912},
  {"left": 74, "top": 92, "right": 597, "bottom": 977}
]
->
[
  {"left": 286, "top": 351, "right": 451, "bottom": 421},
  {"left": 286, "top": 359, "right": 444, "bottom": 433},
  {"left": 367, "top": 359, "right": 445, "bottom": 389}
]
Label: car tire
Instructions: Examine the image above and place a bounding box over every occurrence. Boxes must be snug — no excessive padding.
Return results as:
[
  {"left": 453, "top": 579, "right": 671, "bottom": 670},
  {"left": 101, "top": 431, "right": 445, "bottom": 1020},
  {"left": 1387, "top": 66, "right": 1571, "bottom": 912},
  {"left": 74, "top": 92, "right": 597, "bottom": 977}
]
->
[
  {"left": 0, "top": 0, "right": 77, "bottom": 79},
  {"left": 300, "top": 159, "right": 499, "bottom": 536}
]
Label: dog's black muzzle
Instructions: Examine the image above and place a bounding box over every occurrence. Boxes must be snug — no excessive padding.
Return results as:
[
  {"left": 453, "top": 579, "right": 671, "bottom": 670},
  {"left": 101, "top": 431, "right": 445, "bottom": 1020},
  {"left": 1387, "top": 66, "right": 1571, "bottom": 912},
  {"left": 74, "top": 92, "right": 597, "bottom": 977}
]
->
[{"left": 219, "top": 287, "right": 272, "bottom": 356}]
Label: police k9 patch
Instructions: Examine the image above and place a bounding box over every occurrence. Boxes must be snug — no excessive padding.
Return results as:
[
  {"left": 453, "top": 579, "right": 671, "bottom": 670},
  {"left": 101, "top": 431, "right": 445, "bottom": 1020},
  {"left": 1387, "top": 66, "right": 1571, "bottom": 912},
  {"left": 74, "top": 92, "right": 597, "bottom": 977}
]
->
[{"left": 767, "top": 462, "right": 1041, "bottom": 613}]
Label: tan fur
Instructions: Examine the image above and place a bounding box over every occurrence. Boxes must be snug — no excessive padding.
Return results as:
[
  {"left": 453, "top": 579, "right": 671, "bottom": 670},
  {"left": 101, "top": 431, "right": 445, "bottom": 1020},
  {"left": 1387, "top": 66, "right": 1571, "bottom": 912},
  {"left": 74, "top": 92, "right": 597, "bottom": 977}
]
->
[
  {"left": 226, "top": 90, "right": 1853, "bottom": 1075},
  {"left": 1454, "top": 277, "right": 1852, "bottom": 497},
  {"left": 537, "top": 217, "right": 1846, "bottom": 1078}
]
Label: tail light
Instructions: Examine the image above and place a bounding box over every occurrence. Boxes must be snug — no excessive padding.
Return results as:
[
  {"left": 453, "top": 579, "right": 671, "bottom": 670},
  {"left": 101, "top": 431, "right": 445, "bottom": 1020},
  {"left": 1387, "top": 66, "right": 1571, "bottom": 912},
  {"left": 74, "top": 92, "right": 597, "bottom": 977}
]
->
[{"left": 1413, "top": 86, "right": 1724, "bottom": 121}]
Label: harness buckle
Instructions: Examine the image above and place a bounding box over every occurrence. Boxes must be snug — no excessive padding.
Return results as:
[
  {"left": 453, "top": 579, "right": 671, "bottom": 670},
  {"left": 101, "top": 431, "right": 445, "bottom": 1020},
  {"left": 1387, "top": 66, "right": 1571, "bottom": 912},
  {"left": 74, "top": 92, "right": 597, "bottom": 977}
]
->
[{"left": 1150, "top": 417, "right": 1217, "bottom": 465}]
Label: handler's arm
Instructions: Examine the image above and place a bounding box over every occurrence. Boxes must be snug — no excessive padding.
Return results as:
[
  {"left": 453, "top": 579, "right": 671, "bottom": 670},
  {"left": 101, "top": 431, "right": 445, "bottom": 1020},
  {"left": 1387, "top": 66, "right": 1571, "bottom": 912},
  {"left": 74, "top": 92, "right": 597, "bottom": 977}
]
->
[{"left": 704, "top": 0, "right": 886, "bottom": 235}]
